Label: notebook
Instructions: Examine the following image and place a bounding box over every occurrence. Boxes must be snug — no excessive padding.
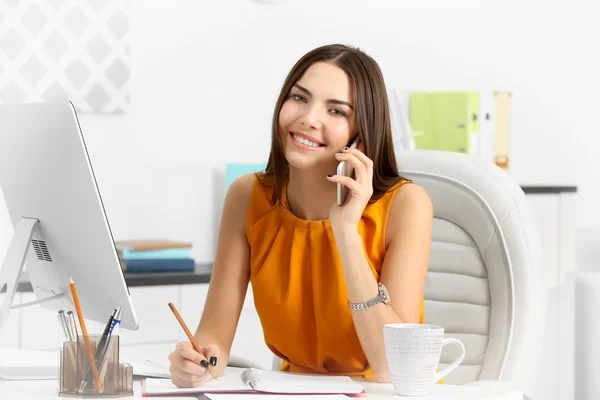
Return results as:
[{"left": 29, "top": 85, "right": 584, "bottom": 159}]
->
[{"left": 141, "top": 367, "right": 365, "bottom": 396}]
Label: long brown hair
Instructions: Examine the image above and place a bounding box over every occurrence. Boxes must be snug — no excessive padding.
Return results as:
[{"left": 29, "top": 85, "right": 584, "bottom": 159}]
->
[{"left": 259, "top": 44, "right": 403, "bottom": 206}]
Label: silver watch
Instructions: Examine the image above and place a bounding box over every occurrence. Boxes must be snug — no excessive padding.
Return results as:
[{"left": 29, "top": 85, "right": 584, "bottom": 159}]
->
[{"left": 347, "top": 283, "right": 390, "bottom": 311}]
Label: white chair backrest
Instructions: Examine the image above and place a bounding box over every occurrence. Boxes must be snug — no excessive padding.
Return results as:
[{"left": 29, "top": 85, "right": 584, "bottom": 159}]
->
[{"left": 397, "top": 150, "right": 545, "bottom": 393}]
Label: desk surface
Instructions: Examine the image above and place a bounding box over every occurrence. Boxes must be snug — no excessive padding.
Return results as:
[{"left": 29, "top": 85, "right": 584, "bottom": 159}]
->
[
  {"left": 0, "top": 378, "right": 524, "bottom": 400},
  {"left": 0, "top": 364, "right": 523, "bottom": 400}
]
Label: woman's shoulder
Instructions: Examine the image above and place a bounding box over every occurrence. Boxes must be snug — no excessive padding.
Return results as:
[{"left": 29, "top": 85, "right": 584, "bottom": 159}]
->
[
  {"left": 384, "top": 181, "right": 433, "bottom": 244},
  {"left": 390, "top": 180, "right": 431, "bottom": 210},
  {"left": 228, "top": 172, "right": 278, "bottom": 222},
  {"left": 226, "top": 172, "right": 257, "bottom": 203}
]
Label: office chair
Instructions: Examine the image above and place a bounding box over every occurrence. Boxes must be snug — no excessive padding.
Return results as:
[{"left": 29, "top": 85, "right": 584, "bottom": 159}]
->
[
  {"left": 226, "top": 151, "right": 546, "bottom": 398},
  {"left": 393, "top": 149, "right": 546, "bottom": 398}
]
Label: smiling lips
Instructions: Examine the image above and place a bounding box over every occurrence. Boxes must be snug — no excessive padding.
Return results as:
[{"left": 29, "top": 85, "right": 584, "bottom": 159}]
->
[{"left": 289, "top": 131, "right": 326, "bottom": 151}]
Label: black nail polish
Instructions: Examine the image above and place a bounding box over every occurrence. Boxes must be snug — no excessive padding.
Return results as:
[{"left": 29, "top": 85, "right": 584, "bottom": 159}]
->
[
  {"left": 327, "top": 174, "right": 333, "bottom": 177},
  {"left": 200, "top": 359, "right": 209, "bottom": 368},
  {"left": 210, "top": 356, "right": 217, "bottom": 366}
]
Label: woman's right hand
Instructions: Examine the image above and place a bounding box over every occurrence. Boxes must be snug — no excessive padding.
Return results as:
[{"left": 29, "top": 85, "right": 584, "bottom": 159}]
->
[{"left": 168, "top": 341, "right": 220, "bottom": 388}]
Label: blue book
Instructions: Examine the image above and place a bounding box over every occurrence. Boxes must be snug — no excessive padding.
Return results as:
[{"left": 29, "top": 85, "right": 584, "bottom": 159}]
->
[
  {"left": 122, "top": 248, "right": 192, "bottom": 260},
  {"left": 123, "top": 258, "right": 195, "bottom": 273}
]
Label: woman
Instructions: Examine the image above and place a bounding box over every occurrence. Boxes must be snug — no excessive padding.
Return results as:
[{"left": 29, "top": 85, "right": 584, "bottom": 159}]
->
[{"left": 168, "top": 44, "right": 433, "bottom": 386}]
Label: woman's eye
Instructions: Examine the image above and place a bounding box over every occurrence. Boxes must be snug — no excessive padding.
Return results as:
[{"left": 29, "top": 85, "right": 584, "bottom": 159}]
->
[
  {"left": 292, "top": 94, "right": 307, "bottom": 103},
  {"left": 330, "top": 108, "right": 345, "bottom": 117}
]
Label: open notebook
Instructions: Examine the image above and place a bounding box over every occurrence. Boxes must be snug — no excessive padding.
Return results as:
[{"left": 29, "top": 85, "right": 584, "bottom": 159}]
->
[{"left": 141, "top": 367, "right": 365, "bottom": 396}]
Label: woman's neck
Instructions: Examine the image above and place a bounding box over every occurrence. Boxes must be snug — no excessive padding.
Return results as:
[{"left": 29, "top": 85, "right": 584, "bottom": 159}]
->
[{"left": 286, "top": 166, "right": 336, "bottom": 221}]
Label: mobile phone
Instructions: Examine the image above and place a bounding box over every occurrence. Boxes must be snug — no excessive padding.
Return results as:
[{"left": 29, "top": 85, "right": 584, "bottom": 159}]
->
[{"left": 336, "top": 136, "right": 361, "bottom": 206}]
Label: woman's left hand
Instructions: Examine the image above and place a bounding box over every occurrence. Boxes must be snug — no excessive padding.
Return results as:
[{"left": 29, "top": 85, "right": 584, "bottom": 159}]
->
[{"left": 326, "top": 143, "right": 373, "bottom": 239}]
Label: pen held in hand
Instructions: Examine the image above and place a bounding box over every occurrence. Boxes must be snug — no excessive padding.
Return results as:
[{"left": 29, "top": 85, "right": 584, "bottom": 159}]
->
[{"left": 167, "top": 302, "right": 217, "bottom": 380}]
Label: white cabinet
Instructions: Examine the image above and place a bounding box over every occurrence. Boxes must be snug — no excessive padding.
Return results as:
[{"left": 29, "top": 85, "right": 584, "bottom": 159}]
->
[
  {"left": 178, "top": 283, "right": 209, "bottom": 334},
  {"left": 527, "top": 192, "right": 576, "bottom": 400},
  {"left": 180, "top": 283, "right": 273, "bottom": 370},
  {"left": 117, "top": 286, "right": 181, "bottom": 345},
  {"left": 18, "top": 286, "right": 182, "bottom": 350}
]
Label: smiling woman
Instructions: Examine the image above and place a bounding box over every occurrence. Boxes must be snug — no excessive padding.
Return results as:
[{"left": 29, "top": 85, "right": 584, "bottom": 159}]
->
[{"left": 168, "top": 44, "right": 433, "bottom": 386}]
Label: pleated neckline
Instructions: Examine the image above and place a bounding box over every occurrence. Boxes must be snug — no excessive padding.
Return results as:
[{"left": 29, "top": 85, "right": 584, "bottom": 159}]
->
[{"left": 280, "top": 181, "right": 332, "bottom": 229}]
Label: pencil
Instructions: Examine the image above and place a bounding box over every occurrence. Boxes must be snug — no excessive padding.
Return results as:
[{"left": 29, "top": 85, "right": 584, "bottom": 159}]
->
[
  {"left": 168, "top": 302, "right": 217, "bottom": 380},
  {"left": 69, "top": 276, "right": 103, "bottom": 393}
]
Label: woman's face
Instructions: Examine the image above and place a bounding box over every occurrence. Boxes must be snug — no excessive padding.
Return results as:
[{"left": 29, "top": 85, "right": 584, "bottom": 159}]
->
[{"left": 278, "top": 62, "right": 356, "bottom": 171}]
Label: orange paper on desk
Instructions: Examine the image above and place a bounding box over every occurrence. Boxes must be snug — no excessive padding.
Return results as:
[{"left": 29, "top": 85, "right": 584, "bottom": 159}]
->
[{"left": 141, "top": 367, "right": 364, "bottom": 396}]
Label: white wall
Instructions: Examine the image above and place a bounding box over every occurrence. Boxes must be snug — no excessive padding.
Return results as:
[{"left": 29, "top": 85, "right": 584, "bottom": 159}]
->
[{"left": 1, "top": 0, "right": 599, "bottom": 266}]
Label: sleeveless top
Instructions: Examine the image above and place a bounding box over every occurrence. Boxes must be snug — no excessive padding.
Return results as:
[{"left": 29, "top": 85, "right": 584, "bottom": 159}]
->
[{"left": 245, "top": 176, "right": 422, "bottom": 380}]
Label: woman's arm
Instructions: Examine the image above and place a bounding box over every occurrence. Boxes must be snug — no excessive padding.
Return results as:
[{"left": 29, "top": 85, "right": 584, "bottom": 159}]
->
[
  {"left": 327, "top": 146, "right": 432, "bottom": 382},
  {"left": 192, "top": 173, "right": 255, "bottom": 376},
  {"left": 336, "top": 183, "right": 432, "bottom": 382}
]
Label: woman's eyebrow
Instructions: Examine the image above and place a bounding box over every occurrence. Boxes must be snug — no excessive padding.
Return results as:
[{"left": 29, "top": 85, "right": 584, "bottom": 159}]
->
[{"left": 293, "top": 83, "right": 354, "bottom": 110}]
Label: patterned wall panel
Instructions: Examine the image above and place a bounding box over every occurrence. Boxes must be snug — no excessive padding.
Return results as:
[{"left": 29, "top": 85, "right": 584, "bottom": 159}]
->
[{"left": 0, "top": 0, "right": 130, "bottom": 113}]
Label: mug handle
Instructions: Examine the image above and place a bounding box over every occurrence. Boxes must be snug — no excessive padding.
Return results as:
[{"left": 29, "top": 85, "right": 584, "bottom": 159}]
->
[{"left": 433, "top": 338, "right": 466, "bottom": 383}]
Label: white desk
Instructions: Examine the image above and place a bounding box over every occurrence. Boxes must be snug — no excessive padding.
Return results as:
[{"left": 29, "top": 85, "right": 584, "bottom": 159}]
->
[
  {"left": 0, "top": 377, "right": 523, "bottom": 400},
  {"left": 0, "top": 367, "right": 523, "bottom": 400},
  {"left": 0, "top": 343, "right": 523, "bottom": 399}
]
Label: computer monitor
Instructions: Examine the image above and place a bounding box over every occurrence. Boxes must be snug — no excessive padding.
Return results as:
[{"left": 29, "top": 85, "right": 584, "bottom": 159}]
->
[{"left": 0, "top": 101, "right": 138, "bottom": 345}]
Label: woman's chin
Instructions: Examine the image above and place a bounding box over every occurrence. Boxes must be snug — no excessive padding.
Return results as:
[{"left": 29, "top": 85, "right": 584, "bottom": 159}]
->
[{"left": 286, "top": 155, "right": 334, "bottom": 173}]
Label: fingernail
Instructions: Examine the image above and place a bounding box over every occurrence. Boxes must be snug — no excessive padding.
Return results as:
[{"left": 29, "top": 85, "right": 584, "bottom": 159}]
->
[
  {"left": 200, "top": 359, "right": 209, "bottom": 368},
  {"left": 327, "top": 174, "right": 333, "bottom": 177},
  {"left": 210, "top": 356, "right": 217, "bottom": 366},
  {"left": 335, "top": 152, "right": 344, "bottom": 157}
]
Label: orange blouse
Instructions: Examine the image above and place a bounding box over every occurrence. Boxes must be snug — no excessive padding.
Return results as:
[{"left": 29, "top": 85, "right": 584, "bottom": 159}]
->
[{"left": 245, "top": 176, "right": 422, "bottom": 380}]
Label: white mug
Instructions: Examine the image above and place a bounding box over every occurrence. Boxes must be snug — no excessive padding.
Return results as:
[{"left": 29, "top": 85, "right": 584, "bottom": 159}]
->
[{"left": 383, "top": 323, "right": 465, "bottom": 396}]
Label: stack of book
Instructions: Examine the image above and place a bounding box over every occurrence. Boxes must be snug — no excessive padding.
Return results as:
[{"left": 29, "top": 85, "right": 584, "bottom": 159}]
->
[{"left": 115, "top": 240, "right": 196, "bottom": 273}]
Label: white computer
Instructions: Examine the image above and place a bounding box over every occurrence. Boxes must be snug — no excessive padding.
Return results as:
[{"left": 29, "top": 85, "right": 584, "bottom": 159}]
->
[{"left": 0, "top": 101, "right": 139, "bottom": 379}]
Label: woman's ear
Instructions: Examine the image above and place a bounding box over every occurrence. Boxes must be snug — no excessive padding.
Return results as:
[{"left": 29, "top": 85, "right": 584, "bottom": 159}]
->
[{"left": 358, "top": 141, "right": 366, "bottom": 153}]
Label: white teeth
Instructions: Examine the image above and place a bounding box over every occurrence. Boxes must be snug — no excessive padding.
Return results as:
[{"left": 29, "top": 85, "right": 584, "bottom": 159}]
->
[{"left": 293, "top": 134, "right": 320, "bottom": 148}]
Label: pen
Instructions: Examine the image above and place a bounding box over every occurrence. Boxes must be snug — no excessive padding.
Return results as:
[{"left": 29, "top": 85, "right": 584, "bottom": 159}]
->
[
  {"left": 67, "top": 311, "right": 79, "bottom": 343},
  {"left": 108, "top": 306, "right": 122, "bottom": 337},
  {"left": 59, "top": 310, "right": 77, "bottom": 373},
  {"left": 58, "top": 310, "right": 72, "bottom": 342},
  {"left": 98, "top": 307, "right": 122, "bottom": 381},
  {"left": 97, "top": 308, "right": 117, "bottom": 355},
  {"left": 168, "top": 302, "right": 217, "bottom": 380},
  {"left": 81, "top": 308, "right": 117, "bottom": 390},
  {"left": 69, "top": 276, "right": 103, "bottom": 393}
]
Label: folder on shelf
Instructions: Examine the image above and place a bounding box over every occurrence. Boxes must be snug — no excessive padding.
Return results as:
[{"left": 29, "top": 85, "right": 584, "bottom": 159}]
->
[
  {"left": 409, "top": 91, "right": 479, "bottom": 155},
  {"left": 115, "top": 240, "right": 192, "bottom": 251}
]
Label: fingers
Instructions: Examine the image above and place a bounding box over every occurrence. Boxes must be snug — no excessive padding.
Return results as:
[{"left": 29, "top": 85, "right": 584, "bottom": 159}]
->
[
  {"left": 326, "top": 174, "right": 361, "bottom": 194},
  {"left": 169, "top": 348, "right": 205, "bottom": 377},
  {"left": 175, "top": 341, "right": 208, "bottom": 366},
  {"left": 342, "top": 147, "right": 373, "bottom": 182},
  {"left": 202, "top": 344, "right": 220, "bottom": 367},
  {"left": 335, "top": 152, "right": 367, "bottom": 183},
  {"left": 170, "top": 364, "right": 211, "bottom": 388},
  {"left": 168, "top": 341, "right": 219, "bottom": 388},
  {"left": 335, "top": 148, "right": 373, "bottom": 184}
]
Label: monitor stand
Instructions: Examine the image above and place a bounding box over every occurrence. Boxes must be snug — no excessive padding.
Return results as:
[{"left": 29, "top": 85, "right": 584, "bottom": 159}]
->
[{"left": 0, "top": 217, "right": 64, "bottom": 380}]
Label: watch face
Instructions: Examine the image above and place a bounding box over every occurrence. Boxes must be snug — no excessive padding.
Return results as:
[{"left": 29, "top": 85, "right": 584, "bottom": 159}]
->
[{"left": 379, "top": 283, "right": 390, "bottom": 304}]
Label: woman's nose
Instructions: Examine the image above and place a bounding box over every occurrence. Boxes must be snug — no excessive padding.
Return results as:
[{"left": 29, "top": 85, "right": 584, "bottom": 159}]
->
[{"left": 300, "top": 105, "right": 323, "bottom": 130}]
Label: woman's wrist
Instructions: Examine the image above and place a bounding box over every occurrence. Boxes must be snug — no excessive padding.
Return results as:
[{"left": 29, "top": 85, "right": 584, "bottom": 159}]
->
[{"left": 333, "top": 229, "right": 362, "bottom": 252}]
